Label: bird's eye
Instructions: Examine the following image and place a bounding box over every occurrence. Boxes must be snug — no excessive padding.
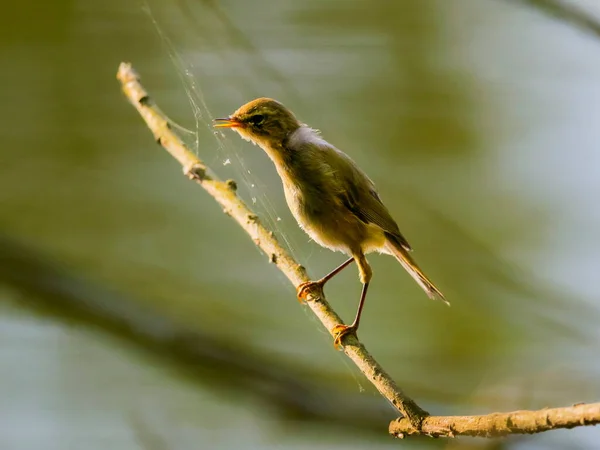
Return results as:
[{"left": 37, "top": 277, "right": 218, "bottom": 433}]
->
[{"left": 249, "top": 114, "right": 265, "bottom": 126}]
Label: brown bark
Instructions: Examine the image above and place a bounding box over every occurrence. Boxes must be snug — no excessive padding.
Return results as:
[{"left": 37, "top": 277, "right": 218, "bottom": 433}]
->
[{"left": 390, "top": 402, "right": 600, "bottom": 438}]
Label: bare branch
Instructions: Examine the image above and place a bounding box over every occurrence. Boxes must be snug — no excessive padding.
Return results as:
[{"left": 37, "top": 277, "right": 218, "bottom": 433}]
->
[
  {"left": 390, "top": 402, "right": 600, "bottom": 438},
  {"left": 116, "top": 62, "right": 429, "bottom": 429}
]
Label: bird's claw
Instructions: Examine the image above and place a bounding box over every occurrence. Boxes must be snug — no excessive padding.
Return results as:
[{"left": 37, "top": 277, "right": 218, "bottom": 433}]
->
[
  {"left": 296, "top": 280, "right": 323, "bottom": 303},
  {"left": 332, "top": 324, "right": 357, "bottom": 349}
]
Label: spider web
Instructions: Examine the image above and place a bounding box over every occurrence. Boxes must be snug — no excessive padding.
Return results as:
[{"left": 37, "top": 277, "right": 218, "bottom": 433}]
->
[
  {"left": 141, "top": 0, "right": 369, "bottom": 396},
  {"left": 141, "top": 2, "right": 306, "bottom": 264}
]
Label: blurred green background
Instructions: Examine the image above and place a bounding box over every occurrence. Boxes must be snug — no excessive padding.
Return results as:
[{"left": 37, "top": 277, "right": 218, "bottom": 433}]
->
[{"left": 1, "top": 0, "right": 600, "bottom": 448}]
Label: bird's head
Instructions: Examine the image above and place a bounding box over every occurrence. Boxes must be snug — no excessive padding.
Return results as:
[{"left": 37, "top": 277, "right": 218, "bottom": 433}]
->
[{"left": 214, "top": 98, "right": 302, "bottom": 148}]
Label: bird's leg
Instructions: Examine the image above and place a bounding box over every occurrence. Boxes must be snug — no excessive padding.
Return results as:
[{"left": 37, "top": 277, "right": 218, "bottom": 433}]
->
[
  {"left": 296, "top": 257, "right": 354, "bottom": 302},
  {"left": 332, "top": 253, "right": 372, "bottom": 348},
  {"left": 332, "top": 283, "right": 370, "bottom": 348}
]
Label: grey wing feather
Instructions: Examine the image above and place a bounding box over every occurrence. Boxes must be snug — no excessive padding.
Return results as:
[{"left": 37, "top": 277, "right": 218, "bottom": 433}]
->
[{"left": 321, "top": 145, "right": 413, "bottom": 251}]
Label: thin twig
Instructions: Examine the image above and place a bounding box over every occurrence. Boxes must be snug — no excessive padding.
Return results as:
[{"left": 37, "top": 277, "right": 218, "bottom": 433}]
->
[
  {"left": 390, "top": 402, "right": 600, "bottom": 438},
  {"left": 116, "top": 62, "right": 429, "bottom": 430}
]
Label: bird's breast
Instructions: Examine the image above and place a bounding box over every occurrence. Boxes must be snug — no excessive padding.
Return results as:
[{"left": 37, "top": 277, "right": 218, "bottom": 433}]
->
[{"left": 281, "top": 177, "right": 378, "bottom": 253}]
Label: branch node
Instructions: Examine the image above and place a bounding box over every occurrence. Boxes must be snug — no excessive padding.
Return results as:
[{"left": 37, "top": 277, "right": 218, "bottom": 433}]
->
[
  {"left": 305, "top": 286, "right": 323, "bottom": 302},
  {"left": 226, "top": 179, "right": 238, "bottom": 191},
  {"left": 138, "top": 95, "right": 151, "bottom": 106},
  {"left": 297, "top": 264, "right": 306, "bottom": 275}
]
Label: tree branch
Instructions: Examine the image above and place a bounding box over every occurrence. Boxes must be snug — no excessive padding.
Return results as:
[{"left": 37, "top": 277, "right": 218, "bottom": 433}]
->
[
  {"left": 117, "top": 63, "right": 599, "bottom": 438},
  {"left": 389, "top": 402, "right": 600, "bottom": 438},
  {"left": 116, "top": 62, "right": 429, "bottom": 430}
]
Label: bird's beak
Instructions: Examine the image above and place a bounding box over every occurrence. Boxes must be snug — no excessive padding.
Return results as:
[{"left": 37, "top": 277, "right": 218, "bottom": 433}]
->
[{"left": 213, "top": 117, "right": 244, "bottom": 128}]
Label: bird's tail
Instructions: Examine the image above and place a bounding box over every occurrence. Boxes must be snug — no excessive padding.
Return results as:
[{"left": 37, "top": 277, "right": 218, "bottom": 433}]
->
[{"left": 385, "top": 234, "right": 448, "bottom": 305}]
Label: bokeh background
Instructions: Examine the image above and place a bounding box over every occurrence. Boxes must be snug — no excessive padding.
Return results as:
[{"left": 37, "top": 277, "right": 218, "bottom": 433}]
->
[{"left": 1, "top": 0, "right": 600, "bottom": 448}]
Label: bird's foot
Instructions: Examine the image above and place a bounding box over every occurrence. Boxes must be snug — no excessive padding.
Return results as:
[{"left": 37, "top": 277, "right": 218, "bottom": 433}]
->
[
  {"left": 296, "top": 280, "right": 324, "bottom": 303},
  {"left": 331, "top": 324, "right": 358, "bottom": 350}
]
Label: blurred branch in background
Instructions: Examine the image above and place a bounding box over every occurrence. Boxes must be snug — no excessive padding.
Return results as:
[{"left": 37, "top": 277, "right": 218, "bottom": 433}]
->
[
  {"left": 0, "top": 235, "right": 395, "bottom": 434},
  {"left": 502, "top": 0, "right": 600, "bottom": 38},
  {"left": 117, "top": 62, "right": 600, "bottom": 439}
]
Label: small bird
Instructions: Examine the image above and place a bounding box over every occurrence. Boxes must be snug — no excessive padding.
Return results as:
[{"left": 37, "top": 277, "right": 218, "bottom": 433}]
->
[{"left": 214, "top": 98, "right": 447, "bottom": 347}]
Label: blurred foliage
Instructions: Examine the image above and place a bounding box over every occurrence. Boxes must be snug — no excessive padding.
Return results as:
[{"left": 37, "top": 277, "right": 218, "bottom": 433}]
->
[{"left": 1, "top": 0, "right": 600, "bottom": 449}]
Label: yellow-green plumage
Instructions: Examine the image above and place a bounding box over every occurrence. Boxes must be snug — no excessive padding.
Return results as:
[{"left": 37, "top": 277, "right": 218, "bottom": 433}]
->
[{"left": 214, "top": 98, "right": 447, "bottom": 345}]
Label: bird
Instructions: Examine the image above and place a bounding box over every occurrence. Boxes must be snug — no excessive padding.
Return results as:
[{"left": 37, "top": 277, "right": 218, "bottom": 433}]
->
[{"left": 214, "top": 98, "right": 447, "bottom": 347}]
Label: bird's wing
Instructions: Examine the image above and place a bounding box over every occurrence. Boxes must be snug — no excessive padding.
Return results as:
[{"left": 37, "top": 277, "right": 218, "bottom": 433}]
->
[{"left": 320, "top": 145, "right": 413, "bottom": 251}]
